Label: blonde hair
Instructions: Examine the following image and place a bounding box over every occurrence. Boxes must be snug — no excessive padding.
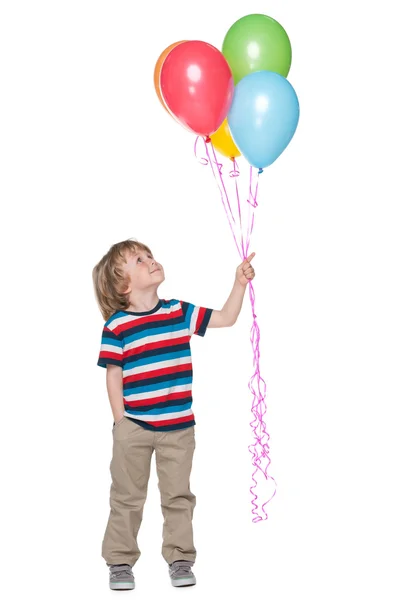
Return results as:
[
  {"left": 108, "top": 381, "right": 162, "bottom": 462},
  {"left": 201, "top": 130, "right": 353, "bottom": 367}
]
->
[{"left": 92, "top": 238, "right": 153, "bottom": 321}]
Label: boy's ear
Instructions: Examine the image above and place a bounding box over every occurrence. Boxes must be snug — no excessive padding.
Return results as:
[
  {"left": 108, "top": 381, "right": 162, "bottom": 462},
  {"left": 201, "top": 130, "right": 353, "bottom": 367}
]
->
[{"left": 123, "top": 274, "right": 132, "bottom": 294}]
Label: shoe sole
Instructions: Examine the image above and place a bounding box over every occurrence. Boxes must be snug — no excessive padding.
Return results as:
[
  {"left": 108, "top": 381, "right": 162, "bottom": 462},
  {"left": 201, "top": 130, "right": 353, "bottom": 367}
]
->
[
  {"left": 110, "top": 581, "right": 135, "bottom": 590},
  {"left": 171, "top": 576, "right": 196, "bottom": 587}
]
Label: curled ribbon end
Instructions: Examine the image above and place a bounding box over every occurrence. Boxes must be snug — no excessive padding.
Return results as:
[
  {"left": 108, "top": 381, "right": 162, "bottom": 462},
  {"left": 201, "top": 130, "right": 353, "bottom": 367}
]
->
[{"left": 258, "top": 168, "right": 264, "bottom": 175}]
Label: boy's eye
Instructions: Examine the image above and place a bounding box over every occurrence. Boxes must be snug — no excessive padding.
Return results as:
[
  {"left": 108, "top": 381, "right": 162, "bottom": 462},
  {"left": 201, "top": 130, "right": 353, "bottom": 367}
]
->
[{"left": 137, "top": 255, "right": 153, "bottom": 263}]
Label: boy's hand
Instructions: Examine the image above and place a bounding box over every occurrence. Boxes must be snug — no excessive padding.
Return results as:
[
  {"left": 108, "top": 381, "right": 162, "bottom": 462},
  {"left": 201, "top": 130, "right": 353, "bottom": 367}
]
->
[
  {"left": 236, "top": 252, "right": 256, "bottom": 287},
  {"left": 113, "top": 415, "right": 125, "bottom": 427}
]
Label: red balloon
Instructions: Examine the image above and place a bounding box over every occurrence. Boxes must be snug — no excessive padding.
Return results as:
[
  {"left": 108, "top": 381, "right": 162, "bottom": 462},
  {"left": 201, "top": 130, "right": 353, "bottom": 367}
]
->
[{"left": 160, "top": 40, "right": 234, "bottom": 137}]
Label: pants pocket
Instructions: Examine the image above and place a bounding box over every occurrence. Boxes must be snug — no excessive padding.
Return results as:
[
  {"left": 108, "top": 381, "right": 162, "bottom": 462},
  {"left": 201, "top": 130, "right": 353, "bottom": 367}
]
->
[{"left": 112, "top": 416, "right": 126, "bottom": 433}]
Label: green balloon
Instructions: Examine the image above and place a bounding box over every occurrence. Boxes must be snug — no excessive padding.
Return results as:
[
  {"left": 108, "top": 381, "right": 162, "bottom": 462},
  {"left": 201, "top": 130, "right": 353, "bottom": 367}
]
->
[{"left": 222, "top": 14, "right": 292, "bottom": 84}]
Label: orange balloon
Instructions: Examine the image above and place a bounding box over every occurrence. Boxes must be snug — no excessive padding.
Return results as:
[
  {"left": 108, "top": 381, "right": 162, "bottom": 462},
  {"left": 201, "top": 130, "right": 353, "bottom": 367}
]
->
[{"left": 154, "top": 41, "right": 187, "bottom": 112}]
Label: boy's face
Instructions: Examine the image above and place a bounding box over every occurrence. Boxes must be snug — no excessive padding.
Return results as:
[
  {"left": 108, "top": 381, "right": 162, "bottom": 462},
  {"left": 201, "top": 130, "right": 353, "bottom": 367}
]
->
[{"left": 123, "top": 249, "right": 165, "bottom": 294}]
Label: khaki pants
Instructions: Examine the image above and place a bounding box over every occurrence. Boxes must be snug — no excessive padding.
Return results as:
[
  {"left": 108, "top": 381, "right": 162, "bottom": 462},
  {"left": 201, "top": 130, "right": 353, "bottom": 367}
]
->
[{"left": 101, "top": 416, "right": 197, "bottom": 567}]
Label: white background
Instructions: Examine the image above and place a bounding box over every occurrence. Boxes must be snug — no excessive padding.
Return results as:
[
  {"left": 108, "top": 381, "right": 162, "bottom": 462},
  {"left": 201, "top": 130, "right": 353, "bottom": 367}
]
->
[{"left": 1, "top": 0, "right": 399, "bottom": 597}]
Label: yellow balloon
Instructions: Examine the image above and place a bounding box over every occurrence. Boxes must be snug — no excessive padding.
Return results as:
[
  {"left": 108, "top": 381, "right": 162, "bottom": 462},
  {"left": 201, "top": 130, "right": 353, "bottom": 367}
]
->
[{"left": 211, "top": 118, "right": 241, "bottom": 159}]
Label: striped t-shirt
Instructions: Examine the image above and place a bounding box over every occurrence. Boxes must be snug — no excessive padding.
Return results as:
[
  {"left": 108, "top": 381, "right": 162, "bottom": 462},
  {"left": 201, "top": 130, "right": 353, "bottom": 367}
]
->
[{"left": 97, "top": 298, "right": 213, "bottom": 431}]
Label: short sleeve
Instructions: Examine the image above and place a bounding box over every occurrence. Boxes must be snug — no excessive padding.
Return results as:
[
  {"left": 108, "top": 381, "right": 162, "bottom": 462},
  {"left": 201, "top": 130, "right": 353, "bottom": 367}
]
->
[
  {"left": 180, "top": 301, "right": 213, "bottom": 337},
  {"left": 97, "top": 324, "right": 124, "bottom": 368}
]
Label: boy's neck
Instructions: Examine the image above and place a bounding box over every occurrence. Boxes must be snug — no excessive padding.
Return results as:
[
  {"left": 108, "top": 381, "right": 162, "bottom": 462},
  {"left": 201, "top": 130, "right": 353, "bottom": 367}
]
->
[{"left": 127, "top": 296, "right": 160, "bottom": 312}]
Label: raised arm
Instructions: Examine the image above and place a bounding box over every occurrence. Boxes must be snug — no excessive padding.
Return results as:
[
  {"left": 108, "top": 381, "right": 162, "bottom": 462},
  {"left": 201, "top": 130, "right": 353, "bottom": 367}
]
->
[{"left": 208, "top": 252, "right": 256, "bottom": 328}]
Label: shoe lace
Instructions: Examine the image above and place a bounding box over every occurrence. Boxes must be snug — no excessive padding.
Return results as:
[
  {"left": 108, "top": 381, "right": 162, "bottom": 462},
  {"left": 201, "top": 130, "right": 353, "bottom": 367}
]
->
[
  {"left": 110, "top": 565, "right": 133, "bottom": 579},
  {"left": 170, "top": 561, "right": 193, "bottom": 577}
]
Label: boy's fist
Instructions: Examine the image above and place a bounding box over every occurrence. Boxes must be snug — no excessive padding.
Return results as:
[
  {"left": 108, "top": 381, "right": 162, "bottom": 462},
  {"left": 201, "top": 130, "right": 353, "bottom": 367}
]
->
[{"left": 236, "top": 252, "right": 256, "bottom": 287}]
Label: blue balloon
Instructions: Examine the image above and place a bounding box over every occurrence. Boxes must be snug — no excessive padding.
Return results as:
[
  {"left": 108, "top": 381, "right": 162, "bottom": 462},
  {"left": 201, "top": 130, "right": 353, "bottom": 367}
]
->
[{"left": 228, "top": 70, "right": 300, "bottom": 170}]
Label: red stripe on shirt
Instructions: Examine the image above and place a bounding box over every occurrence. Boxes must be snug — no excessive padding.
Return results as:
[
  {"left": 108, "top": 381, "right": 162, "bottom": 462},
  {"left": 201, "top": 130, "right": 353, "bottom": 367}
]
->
[
  {"left": 123, "top": 363, "right": 191, "bottom": 384},
  {"left": 124, "top": 390, "right": 192, "bottom": 408}
]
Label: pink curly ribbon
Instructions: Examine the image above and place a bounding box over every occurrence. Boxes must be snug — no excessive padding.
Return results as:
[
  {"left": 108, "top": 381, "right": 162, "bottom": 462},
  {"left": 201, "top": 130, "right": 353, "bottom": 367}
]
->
[{"left": 194, "top": 136, "right": 277, "bottom": 522}]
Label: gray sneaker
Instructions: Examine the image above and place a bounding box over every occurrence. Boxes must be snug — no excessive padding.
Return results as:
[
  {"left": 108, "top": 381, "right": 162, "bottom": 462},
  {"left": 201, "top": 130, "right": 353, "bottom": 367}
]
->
[
  {"left": 108, "top": 563, "right": 135, "bottom": 590},
  {"left": 168, "top": 560, "right": 196, "bottom": 587}
]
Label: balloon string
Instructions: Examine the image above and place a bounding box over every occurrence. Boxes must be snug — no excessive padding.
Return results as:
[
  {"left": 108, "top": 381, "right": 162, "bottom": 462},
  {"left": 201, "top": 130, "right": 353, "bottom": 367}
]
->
[
  {"left": 247, "top": 276, "right": 277, "bottom": 522},
  {"left": 248, "top": 165, "right": 259, "bottom": 208},
  {"left": 195, "top": 137, "right": 243, "bottom": 260},
  {"left": 194, "top": 136, "right": 209, "bottom": 165},
  {"left": 243, "top": 165, "right": 276, "bottom": 522},
  {"left": 206, "top": 140, "right": 237, "bottom": 226},
  {"left": 245, "top": 167, "right": 258, "bottom": 254},
  {"left": 194, "top": 138, "right": 277, "bottom": 522},
  {"left": 233, "top": 158, "right": 246, "bottom": 259},
  {"left": 229, "top": 159, "right": 240, "bottom": 179}
]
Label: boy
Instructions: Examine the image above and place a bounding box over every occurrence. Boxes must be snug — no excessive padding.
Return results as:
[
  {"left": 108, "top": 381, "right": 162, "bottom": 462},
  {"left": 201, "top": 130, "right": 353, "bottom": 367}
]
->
[{"left": 92, "top": 238, "right": 255, "bottom": 590}]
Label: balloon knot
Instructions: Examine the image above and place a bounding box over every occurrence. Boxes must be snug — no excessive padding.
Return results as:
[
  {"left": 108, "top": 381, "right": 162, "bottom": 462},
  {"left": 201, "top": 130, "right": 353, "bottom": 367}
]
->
[
  {"left": 258, "top": 168, "right": 264, "bottom": 175},
  {"left": 205, "top": 136, "right": 211, "bottom": 143}
]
